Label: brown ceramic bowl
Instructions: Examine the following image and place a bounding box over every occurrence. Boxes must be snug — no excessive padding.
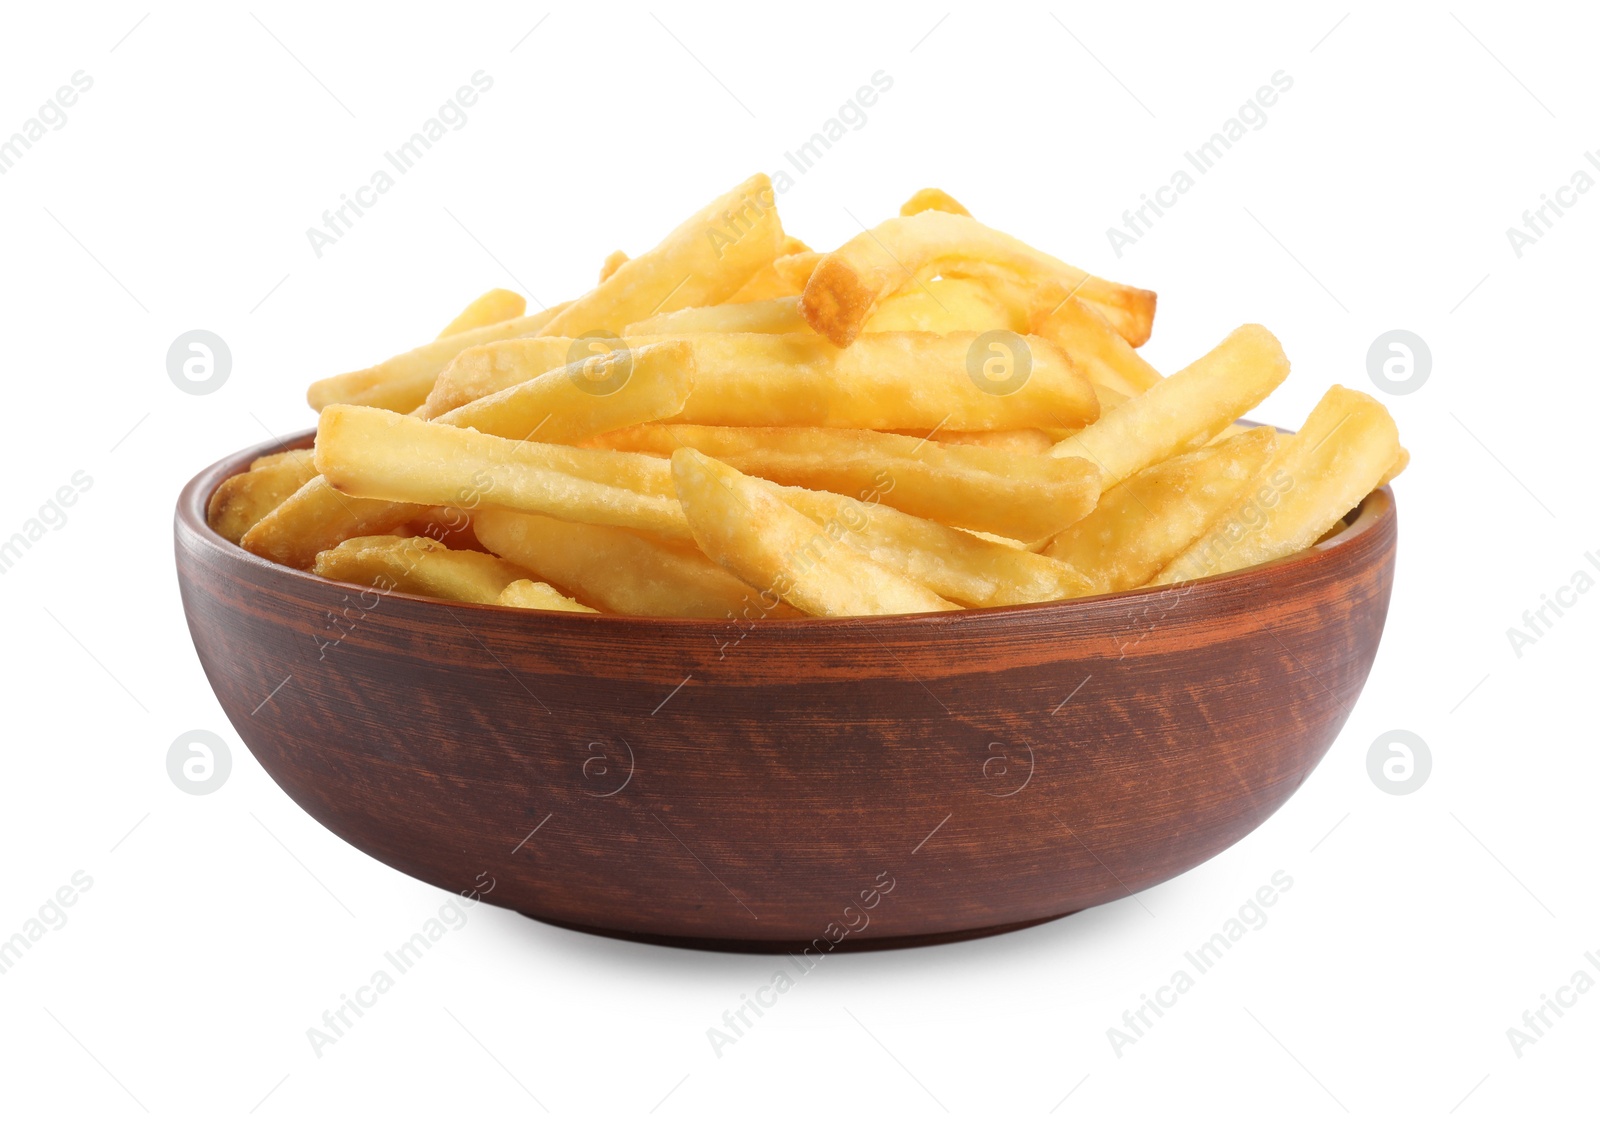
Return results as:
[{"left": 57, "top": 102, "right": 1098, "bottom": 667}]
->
[{"left": 176, "top": 429, "right": 1397, "bottom": 952}]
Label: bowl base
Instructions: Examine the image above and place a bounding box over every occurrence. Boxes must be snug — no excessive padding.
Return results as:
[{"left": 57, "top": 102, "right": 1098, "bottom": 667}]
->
[{"left": 516, "top": 911, "right": 1077, "bottom": 954}]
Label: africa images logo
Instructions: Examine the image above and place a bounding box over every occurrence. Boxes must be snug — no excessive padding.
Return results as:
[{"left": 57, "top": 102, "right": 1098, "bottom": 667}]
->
[{"left": 305, "top": 71, "right": 494, "bottom": 257}]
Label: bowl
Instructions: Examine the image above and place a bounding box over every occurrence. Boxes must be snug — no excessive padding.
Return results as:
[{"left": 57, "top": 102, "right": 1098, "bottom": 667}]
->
[{"left": 175, "top": 429, "right": 1397, "bottom": 952}]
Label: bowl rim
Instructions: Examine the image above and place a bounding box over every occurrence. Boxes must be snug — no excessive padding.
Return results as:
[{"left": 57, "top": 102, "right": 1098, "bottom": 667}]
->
[{"left": 177, "top": 427, "right": 1395, "bottom": 626}]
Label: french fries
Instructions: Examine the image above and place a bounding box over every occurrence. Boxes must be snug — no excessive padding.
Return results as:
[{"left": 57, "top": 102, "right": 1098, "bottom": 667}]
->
[
  {"left": 312, "top": 535, "right": 535, "bottom": 604},
  {"left": 725, "top": 236, "right": 812, "bottom": 302},
  {"left": 862, "top": 277, "right": 1022, "bottom": 333},
  {"left": 499, "top": 579, "right": 599, "bottom": 613},
  {"left": 1201, "top": 421, "right": 1254, "bottom": 447},
  {"left": 800, "top": 210, "right": 1156, "bottom": 348},
  {"left": 423, "top": 336, "right": 579, "bottom": 417},
  {"left": 1052, "top": 324, "right": 1289, "bottom": 488},
  {"left": 313, "top": 405, "right": 691, "bottom": 542},
  {"left": 432, "top": 331, "right": 1098, "bottom": 431},
  {"left": 425, "top": 338, "right": 691, "bottom": 433},
  {"left": 1152, "top": 387, "right": 1400, "bottom": 585},
  {"left": 241, "top": 479, "right": 427, "bottom": 569},
  {"left": 436, "top": 340, "right": 694, "bottom": 442},
  {"left": 591, "top": 424, "right": 1100, "bottom": 542},
  {"left": 1030, "top": 295, "right": 1162, "bottom": 397},
  {"left": 250, "top": 345, "right": 692, "bottom": 566},
  {"left": 891, "top": 428, "right": 1058, "bottom": 455},
  {"left": 771, "top": 251, "right": 823, "bottom": 293},
  {"left": 1091, "top": 383, "right": 1131, "bottom": 413},
  {"left": 475, "top": 509, "right": 798, "bottom": 619},
  {"left": 776, "top": 486, "right": 1094, "bottom": 607},
  {"left": 671, "top": 449, "right": 959, "bottom": 616},
  {"left": 666, "top": 332, "right": 1098, "bottom": 431},
  {"left": 306, "top": 175, "right": 779, "bottom": 415},
  {"left": 248, "top": 449, "right": 308, "bottom": 471},
  {"left": 900, "top": 187, "right": 971, "bottom": 217},
  {"left": 598, "top": 250, "right": 628, "bottom": 283},
  {"left": 1380, "top": 447, "right": 1410, "bottom": 487},
  {"left": 307, "top": 305, "right": 571, "bottom": 415},
  {"left": 210, "top": 176, "right": 1406, "bottom": 620},
  {"left": 623, "top": 297, "right": 809, "bottom": 336},
  {"left": 206, "top": 448, "right": 317, "bottom": 544},
  {"left": 437, "top": 289, "right": 526, "bottom": 338},
  {"left": 1044, "top": 428, "right": 1278, "bottom": 592},
  {"left": 540, "top": 173, "right": 784, "bottom": 337}
]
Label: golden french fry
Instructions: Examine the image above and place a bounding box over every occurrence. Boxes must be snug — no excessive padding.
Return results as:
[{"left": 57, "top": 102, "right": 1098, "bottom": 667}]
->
[
  {"left": 423, "top": 336, "right": 577, "bottom": 417},
  {"left": 312, "top": 535, "right": 535, "bottom": 604},
  {"left": 900, "top": 187, "right": 971, "bottom": 217},
  {"left": 475, "top": 508, "right": 796, "bottom": 620},
  {"left": 307, "top": 305, "right": 569, "bottom": 415},
  {"left": 245, "top": 482, "right": 487, "bottom": 570},
  {"left": 249, "top": 449, "right": 310, "bottom": 471},
  {"left": 862, "top": 277, "right": 1022, "bottom": 333},
  {"left": 1152, "top": 386, "right": 1400, "bottom": 584},
  {"left": 435, "top": 331, "right": 1096, "bottom": 431},
  {"left": 595, "top": 423, "right": 1100, "bottom": 542},
  {"left": 437, "top": 340, "right": 694, "bottom": 442},
  {"left": 330, "top": 404, "right": 683, "bottom": 497},
  {"left": 1379, "top": 447, "right": 1409, "bottom": 486},
  {"left": 1031, "top": 295, "right": 1162, "bottom": 397},
  {"left": 771, "top": 251, "right": 823, "bottom": 292},
  {"left": 671, "top": 449, "right": 958, "bottom": 616},
  {"left": 885, "top": 428, "right": 1058, "bottom": 455},
  {"left": 1052, "top": 324, "right": 1289, "bottom": 488},
  {"left": 800, "top": 210, "right": 1156, "bottom": 348},
  {"left": 314, "top": 405, "right": 689, "bottom": 541},
  {"left": 540, "top": 174, "right": 783, "bottom": 338},
  {"left": 776, "top": 486, "right": 1094, "bottom": 607},
  {"left": 623, "top": 297, "right": 808, "bottom": 336},
  {"left": 598, "top": 250, "right": 628, "bottom": 282},
  {"left": 674, "top": 331, "right": 1097, "bottom": 431},
  {"left": 724, "top": 266, "right": 799, "bottom": 303},
  {"left": 724, "top": 236, "right": 812, "bottom": 302},
  {"left": 1201, "top": 421, "right": 1254, "bottom": 447},
  {"left": 499, "top": 578, "right": 600, "bottom": 613},
  {"left": 1092, "top": 383, "right": 1130, "bottom": 412},
  {"left": 241, "top": 478, "right": 426, "bottom": 569},
  {"left": 256, "top": 345, "right": 690, "bottom": 566},
  {"left": 1044, "top": 428, "right": 1278, "bottom": 592},
  {"left": 206, "top": 449, "right": 318, "bottom": 543},
  {"left": 320, "top": 176, "right": 779, "bottom": 416},
  {"left": 437, "top": 289, "right": 526, "bottom": 338}
]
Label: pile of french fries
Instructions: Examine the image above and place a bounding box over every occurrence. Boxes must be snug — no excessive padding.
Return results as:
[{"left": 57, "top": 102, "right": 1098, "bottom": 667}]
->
[{"left": 209, "top": 174, "right": 1406, "bottom": 618}]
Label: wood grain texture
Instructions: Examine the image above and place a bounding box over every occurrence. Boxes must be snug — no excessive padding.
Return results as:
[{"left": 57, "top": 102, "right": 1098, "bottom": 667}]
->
[{"left": 175, "top": 429, "right": 1398, "bottom": 952}]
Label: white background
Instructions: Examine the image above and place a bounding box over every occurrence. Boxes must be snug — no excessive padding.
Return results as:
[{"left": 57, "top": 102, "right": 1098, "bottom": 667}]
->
[{"left": 1, "top": 2, "right": 1594, "bottom": 1122}]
